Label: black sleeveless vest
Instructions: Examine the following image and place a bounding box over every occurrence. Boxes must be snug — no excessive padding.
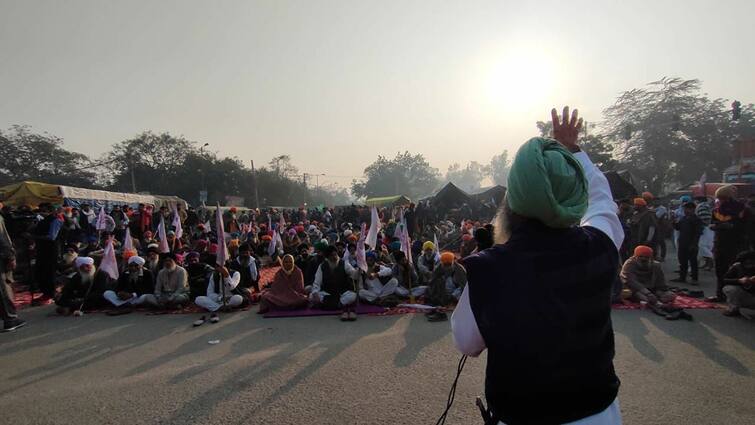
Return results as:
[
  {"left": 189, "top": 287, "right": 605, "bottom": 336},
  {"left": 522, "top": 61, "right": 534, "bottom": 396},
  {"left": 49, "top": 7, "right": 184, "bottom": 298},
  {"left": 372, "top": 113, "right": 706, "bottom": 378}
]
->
[{"left": 464, "top": 221, "right": 620, "bottom": 425}]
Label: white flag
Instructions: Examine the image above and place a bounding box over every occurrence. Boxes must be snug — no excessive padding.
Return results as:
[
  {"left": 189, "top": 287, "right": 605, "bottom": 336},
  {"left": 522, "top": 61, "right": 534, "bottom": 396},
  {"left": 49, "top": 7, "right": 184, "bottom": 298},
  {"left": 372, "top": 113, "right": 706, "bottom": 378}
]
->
[
  {"left": 365, "top": 206, "right": 381, "bottom": 249},
  {"left": 394, "top": 208, "right": 405, "bottom": 239},
  {"left": 171, "top": 205, "right": 183, "bottom": 239},
  {"left": 123, "top": 226, "right": 134, "bottom": 252},
  {"left": 157, "top": 217, "right": 170, "bottom": 254},
  {"left": 95, "top": 207, "right": 108, "bottom": 231},
  {"left": 268, "top": 229, "right": 282, "bottom": 257},
  {"left": 215, "top": 204, "right": 230, "bottom": 266},
  {"left": 356, "top": 223, "right": 368, "bottom": 272},
  {"left": 433, "top": 233, "right": 440, "bottom": 255},
  {"left": 400, "top": 222, "right": 413, "bottom": 265},
  {"left": 99, "top": 237, "right": 120, "bottom": 280},
  {"left": 279, "top": 212, "right": 286, "bottom": 235}
]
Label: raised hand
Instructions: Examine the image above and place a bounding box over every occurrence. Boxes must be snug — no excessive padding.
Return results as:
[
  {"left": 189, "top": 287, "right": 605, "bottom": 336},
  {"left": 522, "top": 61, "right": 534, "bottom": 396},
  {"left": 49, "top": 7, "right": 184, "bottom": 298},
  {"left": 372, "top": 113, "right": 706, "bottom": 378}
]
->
[{"left": 551, "top": 106, "right": 583, "bottom": 153}]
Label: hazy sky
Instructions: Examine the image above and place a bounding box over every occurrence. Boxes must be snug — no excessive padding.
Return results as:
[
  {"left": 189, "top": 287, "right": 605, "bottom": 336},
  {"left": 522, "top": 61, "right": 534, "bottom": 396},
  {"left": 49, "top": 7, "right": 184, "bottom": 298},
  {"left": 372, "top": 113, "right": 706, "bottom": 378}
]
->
[{"left": 2, "top": 0, "right": 753, "bottom": 188}]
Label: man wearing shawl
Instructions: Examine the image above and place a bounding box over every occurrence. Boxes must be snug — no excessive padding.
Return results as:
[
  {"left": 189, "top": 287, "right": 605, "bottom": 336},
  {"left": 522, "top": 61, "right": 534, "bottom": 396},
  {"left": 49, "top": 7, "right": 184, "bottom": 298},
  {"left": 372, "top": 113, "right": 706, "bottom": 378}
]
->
[
  {"left": 103, "top": 256, "right": 154, "bottom": 309},
  {"left": 417, "top": 241, "right": 440, "bottom": 284},
  {"left": 56, "top": 257, "right": 113, "bottom": 315},
  {"left": 143, "top": 254, "right": 190, "bottom": 309},
  {"left": 258, "top": 254, "right": 308, "bottom": 313},
  {"left": 426, "top": 252, "right": 466, "bottom": 306},
  {"left": 710, "top": 185, "right": 747, "bottom": 302},
  {"left": 452, "top": 107, "right": 624, "bottom": 425},
  {"left": 620, "top": 246, "right": 675, "bottom": 307}
]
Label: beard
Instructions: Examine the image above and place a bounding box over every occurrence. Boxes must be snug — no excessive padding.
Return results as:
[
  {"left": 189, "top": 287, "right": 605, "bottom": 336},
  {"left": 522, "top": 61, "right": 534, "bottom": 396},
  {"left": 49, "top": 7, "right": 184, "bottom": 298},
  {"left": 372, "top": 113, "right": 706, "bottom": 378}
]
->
[
  {"left": 80, "top": 269, "right": 96, "bottom": 284},
  {"left": 129, "top": 271, "right": 141, "bottom": 283},
  {"left": 165, "top": 264, "right": 177, "bottom": 272},
  {"left": 148, "top": 259, "right": 159, "bottom": 270}
]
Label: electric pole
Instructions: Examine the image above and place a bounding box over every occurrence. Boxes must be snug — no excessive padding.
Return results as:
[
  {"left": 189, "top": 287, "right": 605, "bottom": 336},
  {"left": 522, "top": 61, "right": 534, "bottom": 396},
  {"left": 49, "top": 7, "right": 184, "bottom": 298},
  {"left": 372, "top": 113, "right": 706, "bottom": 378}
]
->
[{"left": 250, "top": 160, "right": 260, "bottom": 209}]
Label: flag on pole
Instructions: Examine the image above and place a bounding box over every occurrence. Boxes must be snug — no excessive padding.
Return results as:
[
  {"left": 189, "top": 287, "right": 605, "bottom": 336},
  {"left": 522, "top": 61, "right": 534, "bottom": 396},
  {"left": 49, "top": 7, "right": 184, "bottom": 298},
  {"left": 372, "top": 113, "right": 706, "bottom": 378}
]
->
[
  {"left": 99, "top": 237, "right": 119, "bottom": 280},
  {"left": 433, "top": 233, "right": 440, "bottom": 255},
  {"left": 279, "top": 213, "right": 286, "bottom": 234},
  {"left": 356, "top": 223, "right": 368, "bottom": 272},
  {"left": 203, "top": 219, "right": 211, "bottom": 234},
  {"left": 393, "top": 208, "right": 405, "bottom": 239},
  {"left": 366, "top": 206, "right": 381, "bottom": 248},
  {"left": 95, "top": 207, "right": 108, "bottom": 231},
  {"left": 171, "top": 205, "right": 183, "bottom": 239},
  {"left": 400, "top": 223, "right": 413, "bottom": 265},
  {"left": 698, "top": 172, "right": 707, "bottom": 193},
  {"left": 215, "top": 203, "right": 230, "bottom": 266},
  {"left": 123, "top": 226, "right": 134, "bottom": 252},
  {"left": 268, "top": 229, "right": 282, "bottom": 257},
  {"left": 157, "top": 217, "right": 170, "bottom": 253}
]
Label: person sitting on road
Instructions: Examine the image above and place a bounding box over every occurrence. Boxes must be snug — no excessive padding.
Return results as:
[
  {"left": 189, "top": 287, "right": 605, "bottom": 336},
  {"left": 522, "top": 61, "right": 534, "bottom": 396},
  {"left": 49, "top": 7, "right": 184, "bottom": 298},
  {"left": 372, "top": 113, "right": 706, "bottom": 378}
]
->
[
  {"left": 721, "top": 251, "right": 755, "bottom": 319},
  {"left": 56, "top": 257, "right": 113, "bottom": 315},
  {"left": 185, "top": 251, "right": 213, "bottom": 300},
  {"left": 426, "top": 252, "right": 467, "bottom": 306},
  {"left": 620, "top": 245, "right": 675, "bottom": 308},
  {"left": 417, "top": 241, "right": 439, "bottom": 284},
  {"left": 258, "top": 254, "right": 308, "bottom": 314},
  {"left": 392, "top": 251, "right": 425, "bottom": 299},
  {"left": 142, "top": 253, "right": 190, "bottom": 309},
  {"left": 194, "top": 263, "right": 245, "bottom": 324},
  {"left": 103, "top": 256, "right": 154, "bottom": 311},
  {"left": 228, "top": 243, "right": 259, "bottom": 299},
  {"left": 358, "top": 251, "right": 399, "bottom": 305},
  {"left": 310, "top": 245, "right": 359, "bottom": 321}
]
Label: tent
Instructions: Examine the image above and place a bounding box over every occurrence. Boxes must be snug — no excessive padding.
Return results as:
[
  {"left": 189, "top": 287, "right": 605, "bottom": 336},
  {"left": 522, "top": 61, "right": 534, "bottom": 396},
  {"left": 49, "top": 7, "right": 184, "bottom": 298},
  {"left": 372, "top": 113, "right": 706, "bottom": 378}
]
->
[
  {"left": 364, "top": 195, "right": 412, "bottom": 207},
  {"left": 430, "top": 182, "right": 473, "bottom": 209},
  {"left": 0, "top": 181, "right": 187, "bottom": 210},
  {"left": 472, "top": 185, "right": 507, "bottom": 205},
  {"left": 603, "top": 171, "right": 638, "bottom": 200}
]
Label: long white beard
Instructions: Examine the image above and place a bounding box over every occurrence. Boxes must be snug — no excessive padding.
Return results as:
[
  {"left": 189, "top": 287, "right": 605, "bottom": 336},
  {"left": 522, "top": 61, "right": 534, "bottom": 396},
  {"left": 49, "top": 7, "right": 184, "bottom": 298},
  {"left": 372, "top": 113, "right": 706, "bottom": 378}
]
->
[{"left": 80, "top": 269, "right": 96, "bottom": 284}]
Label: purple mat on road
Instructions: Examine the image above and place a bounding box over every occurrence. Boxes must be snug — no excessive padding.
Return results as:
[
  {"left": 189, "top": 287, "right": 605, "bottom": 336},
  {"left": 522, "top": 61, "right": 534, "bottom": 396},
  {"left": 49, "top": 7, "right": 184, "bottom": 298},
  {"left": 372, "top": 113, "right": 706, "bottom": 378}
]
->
[{"left": 263, "top": 304, "right": 386, "bottom": 318}]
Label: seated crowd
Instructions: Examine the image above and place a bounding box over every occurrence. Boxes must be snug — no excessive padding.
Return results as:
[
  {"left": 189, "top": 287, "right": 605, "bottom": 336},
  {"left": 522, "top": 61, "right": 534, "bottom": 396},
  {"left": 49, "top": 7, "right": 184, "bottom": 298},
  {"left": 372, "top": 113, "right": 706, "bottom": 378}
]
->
[{"left": 31, "top": 204, "right": 483, "bottom": 323}]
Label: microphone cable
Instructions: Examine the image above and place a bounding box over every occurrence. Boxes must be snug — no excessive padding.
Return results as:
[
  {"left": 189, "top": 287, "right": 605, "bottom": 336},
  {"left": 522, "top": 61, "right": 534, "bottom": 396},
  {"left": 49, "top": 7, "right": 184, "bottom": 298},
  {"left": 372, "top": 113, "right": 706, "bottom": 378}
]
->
[{"left": 434, "top": 354, "right": 468, "bottom": 425}]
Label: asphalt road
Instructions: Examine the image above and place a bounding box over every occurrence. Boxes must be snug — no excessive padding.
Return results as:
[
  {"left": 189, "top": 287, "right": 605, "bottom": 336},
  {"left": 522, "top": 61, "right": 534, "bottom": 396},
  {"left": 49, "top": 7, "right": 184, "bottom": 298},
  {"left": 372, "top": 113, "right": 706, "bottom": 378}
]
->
[{"left": 1, "top": 258, "right": 753, "bottom": 425}]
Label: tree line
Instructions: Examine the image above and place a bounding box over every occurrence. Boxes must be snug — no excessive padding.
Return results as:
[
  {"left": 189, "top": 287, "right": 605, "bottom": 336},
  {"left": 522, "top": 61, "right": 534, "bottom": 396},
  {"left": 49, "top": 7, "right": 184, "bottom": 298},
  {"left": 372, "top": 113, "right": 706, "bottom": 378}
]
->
[{"left": 1, "top": 77, "right": 753, "bottom": 206}]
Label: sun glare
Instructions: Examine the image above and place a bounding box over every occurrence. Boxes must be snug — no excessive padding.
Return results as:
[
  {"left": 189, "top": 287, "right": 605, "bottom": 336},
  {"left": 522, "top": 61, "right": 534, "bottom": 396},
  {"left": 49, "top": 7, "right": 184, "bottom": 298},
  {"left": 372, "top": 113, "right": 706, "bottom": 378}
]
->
[{"left": 481, "top": 47, "right": 555, "bottom": 113}]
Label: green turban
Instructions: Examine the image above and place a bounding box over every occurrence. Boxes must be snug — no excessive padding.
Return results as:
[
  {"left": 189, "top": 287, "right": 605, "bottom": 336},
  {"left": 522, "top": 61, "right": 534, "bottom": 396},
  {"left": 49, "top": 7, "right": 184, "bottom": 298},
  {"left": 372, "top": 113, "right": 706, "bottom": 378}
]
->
[{"left": 506, "top": 137, "right": 588, "bottom": 228}]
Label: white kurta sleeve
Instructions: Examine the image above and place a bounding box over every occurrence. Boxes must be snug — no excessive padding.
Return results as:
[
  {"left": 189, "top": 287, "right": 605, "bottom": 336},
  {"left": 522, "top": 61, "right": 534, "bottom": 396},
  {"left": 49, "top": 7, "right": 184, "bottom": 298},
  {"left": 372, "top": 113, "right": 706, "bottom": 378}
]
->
[
  {"left": 451, "top": 285, "right": 486, "bottom": 356},
  {"left": 575, "top": 151, "right": 625, "bottom": 251}
]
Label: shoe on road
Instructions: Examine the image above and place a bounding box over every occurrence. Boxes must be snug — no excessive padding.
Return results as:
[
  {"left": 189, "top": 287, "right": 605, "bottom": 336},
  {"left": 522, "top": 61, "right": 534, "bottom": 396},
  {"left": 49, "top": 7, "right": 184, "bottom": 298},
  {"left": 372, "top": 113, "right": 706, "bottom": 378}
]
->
[
  {"left": 209, "top": 313, "right": 220, "bottom": 324},
  {"left": 193, "top": 315, "right": 207, "bottom": 327},
  {"left": 2, "top": 319, "right": 27, "bottom": 332}
]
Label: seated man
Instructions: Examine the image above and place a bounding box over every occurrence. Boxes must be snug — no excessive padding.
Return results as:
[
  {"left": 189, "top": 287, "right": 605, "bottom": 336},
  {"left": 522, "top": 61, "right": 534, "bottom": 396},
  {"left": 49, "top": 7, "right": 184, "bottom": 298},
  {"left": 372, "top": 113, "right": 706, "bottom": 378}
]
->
[
  {"left": 185, "top": 252, "right": 213, "bottom": 300},
  {"left": 103, "top": 256, "right": 154, "bottom": 310},
  {"left": 58, "top": 244, "right": 79, "bottom": 276},
  {"left": 228, "top": 243, "right": 259, "bottom": 298},
  {"left": 56, "top": 257, "right": 113, "bottom": 315},
  {"left": 310, "top": 245, "right": 359, "bottom": 321},
  {"left": 144, "top": 245, "right": 161, "bottom": 280},
  {"left": 194, "top": 263, "right": 245, "bottom": 324},
  {"left": 425, "top": 252, "right": 467, "bottom": 307},
  {"left": 358, "top": 251, "right": 399, "bottom": 304},
  {"left": 417, "top": 241, "right": 440, "bottom": 284},
  {"left": 392, "top": 251, "right": 425, "bottom": 299},
  {"left": 258, "top": 254, "right": 308, "bottom": 314},
  {"left": 142, "top": 254, "right": 190, "bottom": 309},
  {"left": 620, "top": 245, "right": 675, "bottom": 307},
  {"left": 721, "top": 251, "right": 755, "bottom": 319}
]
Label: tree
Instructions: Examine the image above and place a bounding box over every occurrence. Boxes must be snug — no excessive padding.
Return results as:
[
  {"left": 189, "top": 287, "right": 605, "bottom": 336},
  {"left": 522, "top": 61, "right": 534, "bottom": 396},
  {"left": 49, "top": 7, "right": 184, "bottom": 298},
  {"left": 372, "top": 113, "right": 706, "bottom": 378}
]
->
[
  {"left": 603, "top": 77, "right": 754, "bottom": 193},
  {"left": 489, "top": 150, "right": 510, "bottom": 186},
  {"left": 0, "top": 125, "right": 97, "bottom": 187},
  {"left": 351, "top": 152, "right": 440, "bottom": 200},
  {"left": 104, "top": 131, "right": 200, "bottom": 195},
  {"left": 268, "top": 155, "right": 299, "bottom": 179},
  {"left": 444, "top": 161, "right": 489, "bottom": 192},
  {"left": 535, "top": 121, "right": 619, "bottom": 170}
]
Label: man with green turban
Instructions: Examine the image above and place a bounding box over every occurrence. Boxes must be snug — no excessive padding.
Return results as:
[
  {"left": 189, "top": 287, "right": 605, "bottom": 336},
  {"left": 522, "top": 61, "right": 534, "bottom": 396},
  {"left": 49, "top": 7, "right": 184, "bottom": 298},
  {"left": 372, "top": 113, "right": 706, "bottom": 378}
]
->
[{"left": 452, "top": 107, "right": 625, "bottom": 425}]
